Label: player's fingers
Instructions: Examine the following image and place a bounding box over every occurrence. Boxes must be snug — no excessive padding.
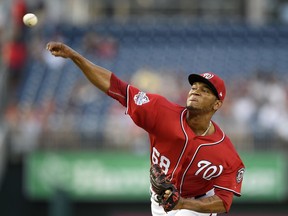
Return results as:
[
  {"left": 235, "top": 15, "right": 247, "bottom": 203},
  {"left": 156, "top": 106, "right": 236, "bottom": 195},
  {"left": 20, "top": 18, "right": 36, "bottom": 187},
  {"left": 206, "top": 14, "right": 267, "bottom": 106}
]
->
[
  {"left": 163, "top": 190, "right": 172, "bottom": 199},
  {"left": 51, "top": 51, "right": 59, "bottom": 56},
  {"left": 165, "top": 190, "right": 172, "bottom": 195},
  {"left": 46, "top": 42, "right": 69, "bottom": 58},
  {"left": 46, "top": 42, "right": 60, "bottom": 51},
  {"left": 46, "top": 42, "right": 55, "bottom": 51},
  {"left": 46, "top": 43, "right": 61, "bottom": 56}
]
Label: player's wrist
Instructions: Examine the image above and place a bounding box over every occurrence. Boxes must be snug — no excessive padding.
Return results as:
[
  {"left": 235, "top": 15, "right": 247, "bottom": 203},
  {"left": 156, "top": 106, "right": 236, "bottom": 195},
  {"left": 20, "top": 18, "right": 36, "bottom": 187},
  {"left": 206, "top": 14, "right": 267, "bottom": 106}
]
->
[{"left": 174, "top": 197, "right": 184, "bottom": 210}]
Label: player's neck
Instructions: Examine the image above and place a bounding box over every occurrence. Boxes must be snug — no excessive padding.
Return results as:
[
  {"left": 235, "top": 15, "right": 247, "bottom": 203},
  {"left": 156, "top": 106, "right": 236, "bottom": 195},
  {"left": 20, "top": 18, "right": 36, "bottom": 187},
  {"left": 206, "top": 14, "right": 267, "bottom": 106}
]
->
[{"left": 186, "top": 112, "right": 214, "bottom": 136}]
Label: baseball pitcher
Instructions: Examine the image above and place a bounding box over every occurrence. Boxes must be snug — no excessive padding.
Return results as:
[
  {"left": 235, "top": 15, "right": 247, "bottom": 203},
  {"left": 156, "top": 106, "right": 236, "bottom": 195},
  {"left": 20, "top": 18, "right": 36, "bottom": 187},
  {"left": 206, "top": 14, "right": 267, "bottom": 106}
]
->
[{"left": 46, "top": 42, "right": 245, "bottom": 216}]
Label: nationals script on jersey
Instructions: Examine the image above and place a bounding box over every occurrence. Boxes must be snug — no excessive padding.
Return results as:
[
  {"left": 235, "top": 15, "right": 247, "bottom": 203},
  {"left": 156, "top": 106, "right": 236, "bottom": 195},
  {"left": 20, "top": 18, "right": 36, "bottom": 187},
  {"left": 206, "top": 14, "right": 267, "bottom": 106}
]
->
[{"left": 107, "top": 73, "right": 245, "bottom": 211}]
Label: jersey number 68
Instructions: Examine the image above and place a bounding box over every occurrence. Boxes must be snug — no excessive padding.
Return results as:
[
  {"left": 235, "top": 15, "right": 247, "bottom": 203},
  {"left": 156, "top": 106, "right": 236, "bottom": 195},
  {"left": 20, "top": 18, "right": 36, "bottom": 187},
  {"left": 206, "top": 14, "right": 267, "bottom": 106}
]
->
[{"left": 151, "top": 147, "right": 171, "bottom": 174}]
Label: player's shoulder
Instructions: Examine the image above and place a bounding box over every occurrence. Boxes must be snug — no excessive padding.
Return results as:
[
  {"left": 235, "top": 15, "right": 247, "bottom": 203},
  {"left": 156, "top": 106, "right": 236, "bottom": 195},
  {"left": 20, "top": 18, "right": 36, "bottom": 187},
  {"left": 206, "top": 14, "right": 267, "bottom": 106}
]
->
[
  {"left": 214, "top": 123, "right": 243, "bottom": 159},
  {"left": 128, "top": 85, "right": 185, "bottom": 111},
  {"left": 153, "top": 94, "right": 185, "bottom": 114},
  {"left": 209, "top": 122, "right": 239, "bottom": 152},
  {"left": 210, "top": 121, "right": 226, "bottom": 140}
]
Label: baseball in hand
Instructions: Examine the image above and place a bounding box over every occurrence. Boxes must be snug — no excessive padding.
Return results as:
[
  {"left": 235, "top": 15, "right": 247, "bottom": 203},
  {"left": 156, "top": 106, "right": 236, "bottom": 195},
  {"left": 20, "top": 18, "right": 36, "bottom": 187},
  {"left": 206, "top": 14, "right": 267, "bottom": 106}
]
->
[{"left": 23, "top": 13, "right": 38, "bottom": 27}]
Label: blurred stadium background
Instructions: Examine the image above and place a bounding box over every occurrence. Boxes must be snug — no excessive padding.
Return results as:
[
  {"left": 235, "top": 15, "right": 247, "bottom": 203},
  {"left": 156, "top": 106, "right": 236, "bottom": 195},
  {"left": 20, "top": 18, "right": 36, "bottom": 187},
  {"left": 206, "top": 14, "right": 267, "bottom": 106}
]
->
[{"left": 0, "top": 0, "right": 288, "bottom": 215}]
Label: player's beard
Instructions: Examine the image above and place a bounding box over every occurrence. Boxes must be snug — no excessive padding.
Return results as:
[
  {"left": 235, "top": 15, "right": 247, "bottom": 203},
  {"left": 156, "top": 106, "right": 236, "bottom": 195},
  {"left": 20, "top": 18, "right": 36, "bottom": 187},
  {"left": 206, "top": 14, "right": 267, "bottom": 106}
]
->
[{"left": 186, "top": 104, "right": 214, "bottom": 115}]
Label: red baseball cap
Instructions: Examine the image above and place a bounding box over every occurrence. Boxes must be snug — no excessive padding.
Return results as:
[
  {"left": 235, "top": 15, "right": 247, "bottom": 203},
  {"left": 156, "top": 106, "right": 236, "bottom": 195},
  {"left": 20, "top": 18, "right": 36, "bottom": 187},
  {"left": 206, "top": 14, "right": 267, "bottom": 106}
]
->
[{"left": 188, "top": 72, "right": 226, "bottom": 101}]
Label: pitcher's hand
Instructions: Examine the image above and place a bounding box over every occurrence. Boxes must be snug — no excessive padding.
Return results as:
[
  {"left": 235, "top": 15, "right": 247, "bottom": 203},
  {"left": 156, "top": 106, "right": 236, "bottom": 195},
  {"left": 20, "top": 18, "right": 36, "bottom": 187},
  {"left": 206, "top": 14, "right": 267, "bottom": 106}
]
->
[{"left": 46, "top": 42, "right": 74, "bottom": 58}]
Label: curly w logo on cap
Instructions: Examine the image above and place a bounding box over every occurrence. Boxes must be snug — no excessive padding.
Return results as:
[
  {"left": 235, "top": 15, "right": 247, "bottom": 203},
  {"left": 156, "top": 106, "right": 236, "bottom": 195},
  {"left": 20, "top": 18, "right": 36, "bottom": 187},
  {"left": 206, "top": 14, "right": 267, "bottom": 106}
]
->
[{"left": 188, "top": 72, "right": 226, "bottom": 101}]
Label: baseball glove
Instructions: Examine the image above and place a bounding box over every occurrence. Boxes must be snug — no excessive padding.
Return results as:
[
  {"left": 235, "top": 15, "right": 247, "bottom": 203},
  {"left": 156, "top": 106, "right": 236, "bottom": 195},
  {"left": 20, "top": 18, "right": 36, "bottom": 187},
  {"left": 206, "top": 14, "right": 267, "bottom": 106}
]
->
[{"left": 150, "top": 164, "right": 180, "bottom": 212}]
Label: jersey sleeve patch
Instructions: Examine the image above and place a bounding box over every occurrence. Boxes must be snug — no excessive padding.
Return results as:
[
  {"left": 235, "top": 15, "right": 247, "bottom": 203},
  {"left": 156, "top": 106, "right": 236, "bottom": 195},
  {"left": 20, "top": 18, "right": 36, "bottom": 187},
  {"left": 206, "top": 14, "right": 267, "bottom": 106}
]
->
[
  {"left": 133, "top": 91, "right": 150, "bottom": 105},
  {"left": 236, "top": 168, "right": 245, "bottom": 183}
]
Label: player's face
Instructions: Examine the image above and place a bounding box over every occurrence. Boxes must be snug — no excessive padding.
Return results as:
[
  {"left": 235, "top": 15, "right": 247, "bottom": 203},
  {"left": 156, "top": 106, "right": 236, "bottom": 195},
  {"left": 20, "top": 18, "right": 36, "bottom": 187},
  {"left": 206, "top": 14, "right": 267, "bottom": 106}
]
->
[{"left": 186, "top": 82, "right": 220, "bottom": 113}]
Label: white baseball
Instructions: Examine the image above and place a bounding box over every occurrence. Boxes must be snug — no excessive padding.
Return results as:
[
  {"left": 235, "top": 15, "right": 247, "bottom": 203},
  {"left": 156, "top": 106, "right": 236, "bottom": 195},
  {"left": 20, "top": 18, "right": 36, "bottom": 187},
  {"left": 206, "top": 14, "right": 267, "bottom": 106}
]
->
[{"left": 23, "top": 13, "right": 38, "bottom": 27}]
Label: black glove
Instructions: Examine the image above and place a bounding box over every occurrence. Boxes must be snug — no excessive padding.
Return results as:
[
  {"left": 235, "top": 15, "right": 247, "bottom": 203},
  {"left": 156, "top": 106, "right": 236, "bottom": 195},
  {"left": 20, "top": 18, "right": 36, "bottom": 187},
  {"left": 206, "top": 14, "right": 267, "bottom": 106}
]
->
[{"left": 150, "top": 164, "right": 180, "bottom": 212}]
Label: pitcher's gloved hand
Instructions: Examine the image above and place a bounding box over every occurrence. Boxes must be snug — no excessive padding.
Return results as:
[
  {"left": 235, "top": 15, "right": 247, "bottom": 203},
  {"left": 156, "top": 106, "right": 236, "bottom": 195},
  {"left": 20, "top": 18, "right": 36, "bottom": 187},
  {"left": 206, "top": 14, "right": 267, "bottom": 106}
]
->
[{"left": 150, "top": 164, "right": 180, "bottom": 212}]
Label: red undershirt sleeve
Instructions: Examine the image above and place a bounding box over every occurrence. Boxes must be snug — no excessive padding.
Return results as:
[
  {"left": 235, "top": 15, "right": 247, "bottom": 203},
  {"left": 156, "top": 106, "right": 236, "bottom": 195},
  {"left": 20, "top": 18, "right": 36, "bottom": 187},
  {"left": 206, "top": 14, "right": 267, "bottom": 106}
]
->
[{"left": 107, "top": 73, "right": 128, "bottom": 107}]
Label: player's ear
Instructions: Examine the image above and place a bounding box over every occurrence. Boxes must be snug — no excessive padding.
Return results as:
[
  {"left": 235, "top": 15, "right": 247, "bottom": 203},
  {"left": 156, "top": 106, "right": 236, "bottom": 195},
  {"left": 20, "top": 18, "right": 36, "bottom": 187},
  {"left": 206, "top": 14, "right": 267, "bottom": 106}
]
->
[{"left": 213, "top": 100, "right": 223, "bottom": 111}]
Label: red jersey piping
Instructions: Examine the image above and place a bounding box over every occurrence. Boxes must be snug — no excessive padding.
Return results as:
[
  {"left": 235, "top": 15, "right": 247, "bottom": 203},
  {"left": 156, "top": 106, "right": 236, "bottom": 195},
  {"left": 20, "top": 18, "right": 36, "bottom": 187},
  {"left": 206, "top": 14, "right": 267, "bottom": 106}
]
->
[
  {"left": 125, "top": 85, "right": 131, "bottom": 114},
  {"left": 170, "top": 108, "right": 189, "bottom": 181},
  {"left": 214, "top": 185, "right": 241, "bottom": 196}
]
